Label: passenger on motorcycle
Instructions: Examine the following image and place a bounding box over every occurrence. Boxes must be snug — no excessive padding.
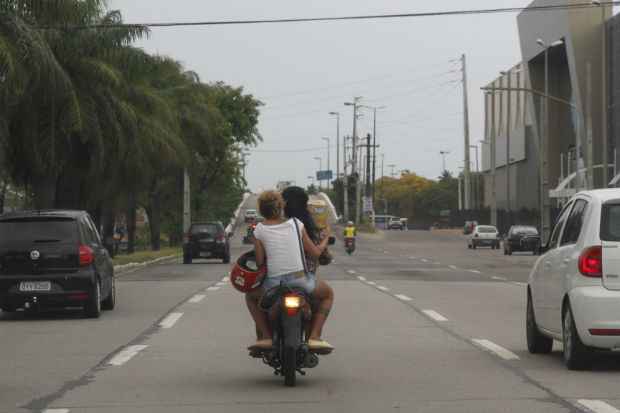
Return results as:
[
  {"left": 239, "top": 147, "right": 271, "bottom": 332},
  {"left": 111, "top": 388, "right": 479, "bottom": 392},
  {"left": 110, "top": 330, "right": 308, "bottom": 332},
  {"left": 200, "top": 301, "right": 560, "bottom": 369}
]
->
[
  {"left": 246, "top": 191, "right": 331, "bottom": 351},
  {"left": 281, "top": 186, "right": 335, "bottom": 352},
  {"left": 344, "top": 221, "right": 356, "bottom": 240}
]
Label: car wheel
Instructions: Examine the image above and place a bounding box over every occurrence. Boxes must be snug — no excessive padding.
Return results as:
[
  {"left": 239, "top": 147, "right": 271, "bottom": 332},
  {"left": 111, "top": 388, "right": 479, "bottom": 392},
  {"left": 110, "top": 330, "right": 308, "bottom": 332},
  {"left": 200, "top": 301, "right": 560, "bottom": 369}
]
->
[
  {"left": 507, "top": 246, "right": 512, "bottom": 256},
  {"left": 85, "top": 279, "right": 102, "bottom": 318},
  {"left": 468, "top": 243, "right": 472, "bottom": 249},
  {"left": 472, "top": 242, "right": 477, "bottom": 250},
  {"left": 562, "top": 302, "right": 590, "bottom": 370},
  {"left": 223, "top": 253, "right": 231, "bottom": 264},
  {"left": 526, "top": 291, "right": 553, "bottom": 354},
  {"left": 101, "top": 277, "right": 116, "bottom": 311}
]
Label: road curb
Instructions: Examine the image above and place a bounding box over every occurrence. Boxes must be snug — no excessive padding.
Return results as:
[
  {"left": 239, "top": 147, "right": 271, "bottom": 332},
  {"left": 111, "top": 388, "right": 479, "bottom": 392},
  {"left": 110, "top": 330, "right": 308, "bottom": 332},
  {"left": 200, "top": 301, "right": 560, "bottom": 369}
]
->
[{"left": 114, "top": 255, "right": 180, "bottom": 276}]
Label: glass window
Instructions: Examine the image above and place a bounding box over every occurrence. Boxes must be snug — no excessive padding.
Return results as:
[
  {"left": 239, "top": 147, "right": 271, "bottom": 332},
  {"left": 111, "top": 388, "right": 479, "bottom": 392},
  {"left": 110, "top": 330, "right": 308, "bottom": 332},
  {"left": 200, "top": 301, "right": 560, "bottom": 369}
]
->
[
  {"left": 191, "top": 224, "right": 219, "bottom": 235},
  {"left": 601, "top": 204, "right": 620, "bottom": 241},
  {"left": 561, "top": 199, "right": 588, "bottom": 246},
  {"left": 85, "top": 216, "right": 103, "bottom": 245},
  {"left": 0, "top": 218, "right": 78, "bottom": 246},
  {"left": 549, "top": 203, "right": 572, "bottom": 248},
  {"left": 477, "top": 226, "right": 497, "bottom": 233}
]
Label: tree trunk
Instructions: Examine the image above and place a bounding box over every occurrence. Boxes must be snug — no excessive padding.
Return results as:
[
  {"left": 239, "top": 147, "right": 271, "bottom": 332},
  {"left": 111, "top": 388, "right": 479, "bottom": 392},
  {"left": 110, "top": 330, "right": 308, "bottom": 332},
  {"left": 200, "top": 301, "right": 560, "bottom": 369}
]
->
[
  {"left": 102, "top": 208, "right": 116, "bottom": 257},
  {"left": 126, "top": 193, "right": 137, "bottom": 254},
  {"left": 32, "top": 175, "right": 57, "bottom": 210},
  {"left": 147, "top": 191, "right": 162, "bottom": 251}
]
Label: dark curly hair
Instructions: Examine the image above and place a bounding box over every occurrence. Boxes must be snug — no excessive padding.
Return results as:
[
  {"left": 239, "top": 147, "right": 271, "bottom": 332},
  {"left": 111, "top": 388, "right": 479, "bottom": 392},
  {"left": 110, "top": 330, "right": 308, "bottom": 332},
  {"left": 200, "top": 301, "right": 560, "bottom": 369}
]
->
[{"left": 282, "top": 186, "right": 319, "bottom": 243}]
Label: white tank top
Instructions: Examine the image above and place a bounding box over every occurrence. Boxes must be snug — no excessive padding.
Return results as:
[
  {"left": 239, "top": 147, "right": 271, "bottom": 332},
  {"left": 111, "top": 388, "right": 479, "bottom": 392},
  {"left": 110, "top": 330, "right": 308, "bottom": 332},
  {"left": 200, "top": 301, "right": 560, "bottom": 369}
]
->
[{"left": 254, "top": 218, "right": 305, "bottom": 277}]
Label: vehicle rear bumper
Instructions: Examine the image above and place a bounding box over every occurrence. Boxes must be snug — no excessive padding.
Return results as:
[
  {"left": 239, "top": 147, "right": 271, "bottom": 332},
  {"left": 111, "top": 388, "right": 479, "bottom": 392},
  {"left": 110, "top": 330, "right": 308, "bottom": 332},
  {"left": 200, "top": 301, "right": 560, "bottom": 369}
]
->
[
  {"left": 473, "top": 238, "right": 498, "bottom": 246},
  {"left": 183, "top": 244, "right": 228, "bottom": 258},
  {"left": 0, "top": 271, "right": 96, "bottom": 309},
  {"left": 570, "top": 286, "right": 620, "bottom": 349}
]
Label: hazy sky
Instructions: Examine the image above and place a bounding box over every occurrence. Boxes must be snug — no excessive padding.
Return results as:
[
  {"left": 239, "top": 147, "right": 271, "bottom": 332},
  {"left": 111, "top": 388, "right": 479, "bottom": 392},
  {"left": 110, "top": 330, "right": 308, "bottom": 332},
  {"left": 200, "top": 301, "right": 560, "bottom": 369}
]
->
[{"left": 107, "top": 0, "right": 539, "bottom": 190}]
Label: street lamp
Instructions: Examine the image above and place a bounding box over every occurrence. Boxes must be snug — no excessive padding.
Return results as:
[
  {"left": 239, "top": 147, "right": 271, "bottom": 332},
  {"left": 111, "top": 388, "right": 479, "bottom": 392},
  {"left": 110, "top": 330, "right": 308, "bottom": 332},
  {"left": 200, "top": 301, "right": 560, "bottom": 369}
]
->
[
  {"left": 321, "top": 137, "right": 331, "bottom": 190},
  {"left": 328, "top": 112, "right": 340, "bottom": 183},
  {"left": 360, "top": 104, "right": 386, "bottom": 210},
  {"left": 439, "top": 151, "right": 450, "bottom": 174},
  {"left": 307, "top": 175, "right": 315, "bottom": 187}
]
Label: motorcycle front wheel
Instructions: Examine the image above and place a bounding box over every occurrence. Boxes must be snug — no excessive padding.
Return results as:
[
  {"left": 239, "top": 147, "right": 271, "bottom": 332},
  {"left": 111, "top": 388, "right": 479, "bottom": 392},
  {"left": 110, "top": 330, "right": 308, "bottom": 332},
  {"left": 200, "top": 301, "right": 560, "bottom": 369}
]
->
[{"left": 282, "top": 346, "right": 297, "bottom": 387}]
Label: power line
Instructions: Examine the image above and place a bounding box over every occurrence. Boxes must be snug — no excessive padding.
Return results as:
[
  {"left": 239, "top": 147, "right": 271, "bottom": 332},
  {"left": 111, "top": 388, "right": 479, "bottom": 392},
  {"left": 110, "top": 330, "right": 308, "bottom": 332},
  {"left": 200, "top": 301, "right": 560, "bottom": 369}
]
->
[
  {"left": 43, "top": 2, "right": 620, "bottom": 30},
  {"left": 251, "top": 146, "right": 326, "bottom": 153}
]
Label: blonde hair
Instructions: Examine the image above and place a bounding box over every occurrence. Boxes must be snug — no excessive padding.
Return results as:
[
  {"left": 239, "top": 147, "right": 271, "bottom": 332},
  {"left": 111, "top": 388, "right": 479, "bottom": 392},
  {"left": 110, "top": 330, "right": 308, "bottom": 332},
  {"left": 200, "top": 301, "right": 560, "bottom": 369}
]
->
[{"left": 258, "top": 191, "right": 284, "bottom": 219}]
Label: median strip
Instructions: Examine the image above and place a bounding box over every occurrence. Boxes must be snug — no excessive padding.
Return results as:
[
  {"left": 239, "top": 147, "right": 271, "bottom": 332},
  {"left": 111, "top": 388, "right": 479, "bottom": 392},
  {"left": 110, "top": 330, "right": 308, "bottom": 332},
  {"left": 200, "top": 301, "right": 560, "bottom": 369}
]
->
[
  {"left": 159, "top": 312, "right": 184, "bottom": 329},
  {"left": 472, "top": 339, "right": 519, "bottom": 361},
  {"left": 576, "top": 400, "right": 620, "bottom": 413},
  {"left": 109, "top": 345, "right": 148, "bottom": 366}
]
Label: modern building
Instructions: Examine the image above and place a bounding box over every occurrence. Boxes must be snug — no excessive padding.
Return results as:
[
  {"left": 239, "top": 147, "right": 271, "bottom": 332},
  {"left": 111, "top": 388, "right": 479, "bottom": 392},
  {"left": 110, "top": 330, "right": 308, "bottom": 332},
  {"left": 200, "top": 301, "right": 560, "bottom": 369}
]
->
[{"left": 480, "top": 0, "right": 613, "bottom": 236}]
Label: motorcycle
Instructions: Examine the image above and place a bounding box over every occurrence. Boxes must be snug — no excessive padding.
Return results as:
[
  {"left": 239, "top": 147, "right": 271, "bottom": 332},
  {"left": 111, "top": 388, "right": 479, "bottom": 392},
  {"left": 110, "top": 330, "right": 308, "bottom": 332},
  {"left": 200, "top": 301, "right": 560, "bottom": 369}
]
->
[
  {"left": 250, "top": 283, "right": 326, "bottom": 387},
  {"left": 243, "top": 223, "right": 256, "bottom": 245},
  {"left": 344, "top": 237, "right": 356, "bottom": 255}
]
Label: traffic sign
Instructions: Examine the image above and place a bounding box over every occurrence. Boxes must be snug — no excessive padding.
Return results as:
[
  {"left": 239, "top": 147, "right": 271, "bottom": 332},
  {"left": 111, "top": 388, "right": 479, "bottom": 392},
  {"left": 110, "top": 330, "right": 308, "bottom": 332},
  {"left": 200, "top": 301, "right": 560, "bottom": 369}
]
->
[{"left": 316, "top": 170, "right": 333, "bottom": 181}]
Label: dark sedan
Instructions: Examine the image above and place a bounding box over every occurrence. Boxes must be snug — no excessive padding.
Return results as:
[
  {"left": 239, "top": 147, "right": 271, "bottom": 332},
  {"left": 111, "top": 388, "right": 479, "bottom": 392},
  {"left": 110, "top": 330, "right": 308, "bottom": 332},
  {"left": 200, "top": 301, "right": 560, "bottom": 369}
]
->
[
  {"left": 504, "top": 226, "right": 541, "bottom": 255},
  {"left": 183, "top": 222, "right": 230, "bottom": 264}
]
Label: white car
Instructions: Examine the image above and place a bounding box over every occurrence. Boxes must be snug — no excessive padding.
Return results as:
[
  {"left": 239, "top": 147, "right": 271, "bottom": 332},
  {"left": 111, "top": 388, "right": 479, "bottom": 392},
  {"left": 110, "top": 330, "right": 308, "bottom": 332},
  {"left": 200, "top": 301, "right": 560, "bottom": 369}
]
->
[
  {"left": 244, "top": 209, "right": 258, "bottom": 223},
  {"left": 527, "top": 189, "right": 620, "bottom": 369},
  {"left": 467, "top": 225, "right": 500, "bottom": 249}
]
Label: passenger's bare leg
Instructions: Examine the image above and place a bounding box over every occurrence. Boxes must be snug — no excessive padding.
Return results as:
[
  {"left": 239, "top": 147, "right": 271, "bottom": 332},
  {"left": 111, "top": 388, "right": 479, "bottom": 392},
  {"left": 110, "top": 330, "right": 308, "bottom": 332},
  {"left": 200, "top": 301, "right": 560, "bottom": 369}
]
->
[
  {"left": 245, "top": 292, "right": 271, "bottom": 342},
  {"left": 309, "top": 280, "right": 334, "bottom": 340}
]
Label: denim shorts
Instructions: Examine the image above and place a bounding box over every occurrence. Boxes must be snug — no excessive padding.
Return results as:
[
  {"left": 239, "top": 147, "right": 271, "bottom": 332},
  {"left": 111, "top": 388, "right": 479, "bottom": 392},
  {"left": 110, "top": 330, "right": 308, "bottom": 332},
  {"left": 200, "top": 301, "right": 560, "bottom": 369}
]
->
[{"left": 262, "top": 271, "right": 317, "bottom": 295}]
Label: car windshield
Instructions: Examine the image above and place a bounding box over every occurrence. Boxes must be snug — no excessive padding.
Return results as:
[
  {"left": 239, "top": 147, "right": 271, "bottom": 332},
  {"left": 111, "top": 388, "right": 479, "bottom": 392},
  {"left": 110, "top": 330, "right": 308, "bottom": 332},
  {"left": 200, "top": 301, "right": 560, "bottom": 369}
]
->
[
  {"left": 191, "top": 224, "right": 219, "bottom": 235},
  {"left": 515, "top": 227, "right": 538, "bottom": 235},
  {"left": 0, "top": 218, "right": 78, "bottom": 246},
  {"left": 601, "top": 204, "right": 620, "bottom": 241},
  {"left": 477, "top": 226, "right": 496, "bottom": 233}
]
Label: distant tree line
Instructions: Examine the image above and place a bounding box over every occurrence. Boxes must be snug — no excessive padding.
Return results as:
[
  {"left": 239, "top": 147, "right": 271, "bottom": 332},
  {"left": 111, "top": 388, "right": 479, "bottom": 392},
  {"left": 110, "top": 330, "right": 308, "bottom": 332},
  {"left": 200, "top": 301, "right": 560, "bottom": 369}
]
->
[{"left": 0, "top": 0, "right": 262, "bottom": 251}]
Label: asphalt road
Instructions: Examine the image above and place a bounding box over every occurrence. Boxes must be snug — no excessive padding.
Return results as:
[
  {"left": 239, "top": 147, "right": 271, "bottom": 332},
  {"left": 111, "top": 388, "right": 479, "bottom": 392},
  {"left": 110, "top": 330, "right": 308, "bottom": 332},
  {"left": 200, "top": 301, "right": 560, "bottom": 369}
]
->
[{"left": 3, "top": 197, "right": 620, "bottom": 412}]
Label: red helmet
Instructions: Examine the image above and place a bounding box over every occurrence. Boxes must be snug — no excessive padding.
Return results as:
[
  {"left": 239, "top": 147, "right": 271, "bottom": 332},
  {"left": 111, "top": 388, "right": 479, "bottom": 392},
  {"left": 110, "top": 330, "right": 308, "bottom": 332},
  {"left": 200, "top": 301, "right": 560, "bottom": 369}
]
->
[{"left": 230, "top": 251, "right": 267, "bottom": 293}]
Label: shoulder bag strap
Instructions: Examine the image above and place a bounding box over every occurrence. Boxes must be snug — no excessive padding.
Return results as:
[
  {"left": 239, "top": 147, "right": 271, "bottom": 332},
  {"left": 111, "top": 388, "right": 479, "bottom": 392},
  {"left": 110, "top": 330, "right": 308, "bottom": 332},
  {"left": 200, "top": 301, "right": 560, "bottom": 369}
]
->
[{"left": 292, "top": 218, "right": 309, "bottom": 274}]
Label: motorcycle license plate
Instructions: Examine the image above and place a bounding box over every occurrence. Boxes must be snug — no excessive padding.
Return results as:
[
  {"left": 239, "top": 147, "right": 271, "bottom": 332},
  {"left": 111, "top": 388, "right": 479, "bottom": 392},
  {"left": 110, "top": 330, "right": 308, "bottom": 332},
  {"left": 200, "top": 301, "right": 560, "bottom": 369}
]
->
[{"left": 19, "top": 281, "right": 51, "bottom": 292}]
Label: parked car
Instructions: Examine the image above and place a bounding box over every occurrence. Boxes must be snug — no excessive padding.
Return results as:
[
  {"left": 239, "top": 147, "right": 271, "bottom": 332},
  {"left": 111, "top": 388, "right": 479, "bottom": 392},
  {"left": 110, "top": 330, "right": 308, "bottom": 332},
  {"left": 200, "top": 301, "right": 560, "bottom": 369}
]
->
[
  {"left": 504, "top": 225, "right": 541, "bottom": 255},
  {"left": 463, "top": 220, "right": 478, "bottom": 235},
  {"left": 0, "top": 210, "right": 115, "bottom": 317},
  {"left": 467, "top": 225, "right": 500, "bottom": 249},
  {"left": 388, "top": 217, "right": 405, "bottom": 230},
  {"left": 183, "top": 222, "right": 230, "bottom": 264},
  {"left": 244, "top": 209, "right": 258, "bottom": 223},
  {"left": 527, "top": 189, "right": 620, "bottom": 369}
]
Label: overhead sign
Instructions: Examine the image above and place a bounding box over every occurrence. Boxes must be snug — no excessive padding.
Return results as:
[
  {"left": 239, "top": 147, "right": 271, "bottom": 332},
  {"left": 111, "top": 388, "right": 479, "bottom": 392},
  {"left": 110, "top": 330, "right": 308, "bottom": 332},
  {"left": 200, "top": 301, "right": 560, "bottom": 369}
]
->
[{"left": 316, "top": 170, "right": 333, "bottom": 181}]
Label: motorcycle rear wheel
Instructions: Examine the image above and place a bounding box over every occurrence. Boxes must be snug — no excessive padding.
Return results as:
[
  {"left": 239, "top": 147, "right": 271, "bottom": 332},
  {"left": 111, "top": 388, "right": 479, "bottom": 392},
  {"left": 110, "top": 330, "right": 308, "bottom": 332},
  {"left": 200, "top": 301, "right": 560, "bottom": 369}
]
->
[{"left": 282, "top": 346, "right": 297, "bottom": 387}]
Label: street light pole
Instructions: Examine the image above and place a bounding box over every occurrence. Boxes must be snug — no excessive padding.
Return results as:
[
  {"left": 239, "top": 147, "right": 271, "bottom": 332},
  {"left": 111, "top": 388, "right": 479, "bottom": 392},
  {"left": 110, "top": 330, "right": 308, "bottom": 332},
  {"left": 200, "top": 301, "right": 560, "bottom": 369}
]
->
[
  {"left": 501, "top": 70, "right": 512, "bottom": 222},
  {"left": 322, "top": 137, "right": 331, "bottom": 190},
  {"left": 329, "top": 112, "right": 340, "bottom": 182},
  {"left": 313, "top": 156, "right": 322, "bottom": 190},
  {"left": 345, "top": 97, "right": 363, "bottom": 225},
  {"left": 440, "top": 151, "right": 450, "bottom": 174},
  {"left": 592, "top": 0, "right": 609, "bottom": 187}
]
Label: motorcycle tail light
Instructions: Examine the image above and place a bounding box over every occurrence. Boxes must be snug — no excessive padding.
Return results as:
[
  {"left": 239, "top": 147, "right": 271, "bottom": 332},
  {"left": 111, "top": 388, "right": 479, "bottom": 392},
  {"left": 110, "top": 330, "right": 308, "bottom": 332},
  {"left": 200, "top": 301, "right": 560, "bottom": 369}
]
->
[{"left": 284, "top": 294, "right": 301, "bottom": 316}]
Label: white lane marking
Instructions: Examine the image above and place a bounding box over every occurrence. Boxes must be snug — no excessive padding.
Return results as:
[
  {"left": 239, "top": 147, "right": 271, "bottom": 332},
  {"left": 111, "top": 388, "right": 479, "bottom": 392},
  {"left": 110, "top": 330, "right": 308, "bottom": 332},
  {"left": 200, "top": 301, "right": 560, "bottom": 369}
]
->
[
  {"left": 512, "top": 282, "right": 527, "bottom": 287},
  {"left": 409, "top": 256, "right": 417, "bottom": 260},
  {"left": 468, "top": 269, "right": 481, "bottom": 274},
  {"left": 449, "top": 265, "right": 458, "bottom": 270},
  {"left": 188, "top": 294, "right": 206, "bottom": 303},
  {"left": 577, "top": 400, "right": 620, "bottom": 413},
  {"left": 492, "top": 276, "right": 508, "bottom": 281},
  {"left": 367, "top": 281, "right": 377, "bottom": 286},
  {"left": 357, "top": 276, "right": 367, "bottom": 281},
  {"left": 423, "top": 310, "right": 448, "bottom": 322},
  {"left": 221, "top": 276, "right": 229, "bottom": 282},
  {"left": 347, "top": 270, "right": 357, "bottom": 275},
  {"left": 43, "top": 410, "right": 70, "bottom": 413},
  {"left": 472, "top": 339, "right": 519, "bottom": 361},
  {"left": 395, "top": 294, "right": 413, "bottom": 302},
  {"left": 383, "top": 251, "right": 388, "bottom": 254},
  {"left": 421, "top": 259, "right": 429, "bottom": 263},
  {"left": 216, "top": 282, "right": 227, "bottom": 286},
  {"left": 206, "top": 286, "right": 220, "bottom": 292},
  {"left": 159, "top": 312, "right": 184, "bottom": 329},
  {"left": 109, "top": 345, "right": 148, "bottom": 366},
  {"left": 377, "top": 286, "right": 390, "bottom": 292}
]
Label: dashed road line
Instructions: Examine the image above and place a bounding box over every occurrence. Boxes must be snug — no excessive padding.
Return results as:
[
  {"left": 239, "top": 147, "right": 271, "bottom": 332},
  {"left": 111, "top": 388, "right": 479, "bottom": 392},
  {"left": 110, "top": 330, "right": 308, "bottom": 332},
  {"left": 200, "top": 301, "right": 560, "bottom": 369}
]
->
[
  {"left": 206, "top": 286, "right": 220, "bottom": 292},
  {"left": 421, "top": 259, "right": 429, "bottom": 263},
  {"left": 512, "top": 282, "right": 528, "bottom": 287},
  {"left": 221, "top": 276, "right": 229, "bottom": 282},
  {"left": 468, "top": 269, "right": 481, "bottom": 274},
  {"left": 472, "top": 339, "right": 519, "bottom": 361},
  {"left": 216, "top": 282, "right": 227, "bottom": 286},
  {"left": 395, "top": 294, "right": 413, "bottom": 302},
  {"left": 357, "top": 276, "right": 367, "bottom": 281},
  {"left": 377, "top": 286, "right": 390, "bottom": 292},
  {"left": 492, "top": 276, "right": 508, "bottom": 281},
  {"left": 423, "top": 310, "right": 448, "bottom": 322},
  {"left": 576, "top": 400, "right": 620, "bottom": 413},
  {"left": 188, "top": 294, "right": 206, "bottom": 304},
  {"left": 43, "top": 410, "right": 70, "bottom": 413},
  {"left": 108, "top": 345, "right": 148, "bottom": 366},
  {"left": 159, "top": 312, "right": 184, "bottom": 329},
  {"left": 367, "top": 281, "right": 377, "bottom": 286},
  {"left": 449, "top": 265, "right": 458, "bottom": 270},
  {"left": 347, "top": 270, "right": 357, "bottom": 275},
  {"left": 409, "top": 256, "right": 417, "bottom": 260}
]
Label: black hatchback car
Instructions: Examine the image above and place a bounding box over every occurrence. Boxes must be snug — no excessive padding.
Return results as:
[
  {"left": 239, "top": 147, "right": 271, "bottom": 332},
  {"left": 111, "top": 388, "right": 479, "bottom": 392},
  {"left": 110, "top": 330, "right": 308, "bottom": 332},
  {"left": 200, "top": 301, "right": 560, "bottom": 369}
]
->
[
  {"left": 183, "top": 222, "right": 230, "bottom": 264},
  {"left": 504, "top": 225, "right": 541, "bottom": 255},
  {"left": 0, "top": 210, "right": 115, "bottom": 317}
]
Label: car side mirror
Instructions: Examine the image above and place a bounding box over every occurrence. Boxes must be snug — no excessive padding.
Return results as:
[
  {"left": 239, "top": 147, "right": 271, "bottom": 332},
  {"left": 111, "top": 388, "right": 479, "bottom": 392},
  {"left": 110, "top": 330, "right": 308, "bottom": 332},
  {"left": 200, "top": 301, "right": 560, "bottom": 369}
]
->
[{"left": 328, "top": 236, "right": 336, "bottom": 246}]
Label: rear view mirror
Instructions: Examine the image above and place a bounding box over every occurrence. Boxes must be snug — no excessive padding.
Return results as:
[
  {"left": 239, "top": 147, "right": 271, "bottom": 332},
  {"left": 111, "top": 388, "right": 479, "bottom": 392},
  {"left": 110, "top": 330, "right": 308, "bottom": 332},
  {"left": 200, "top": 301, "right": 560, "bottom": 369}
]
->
[{"left": 328, "top": 236, "right": 336, "bottom": 245}]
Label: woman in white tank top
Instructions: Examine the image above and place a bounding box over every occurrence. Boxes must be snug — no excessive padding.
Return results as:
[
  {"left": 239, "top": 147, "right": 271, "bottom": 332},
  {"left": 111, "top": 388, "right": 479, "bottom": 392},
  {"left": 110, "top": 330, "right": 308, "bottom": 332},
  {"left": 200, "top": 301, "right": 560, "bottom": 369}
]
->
[{"left": 246, "top": 191, "right": 330, "bottom": 351}]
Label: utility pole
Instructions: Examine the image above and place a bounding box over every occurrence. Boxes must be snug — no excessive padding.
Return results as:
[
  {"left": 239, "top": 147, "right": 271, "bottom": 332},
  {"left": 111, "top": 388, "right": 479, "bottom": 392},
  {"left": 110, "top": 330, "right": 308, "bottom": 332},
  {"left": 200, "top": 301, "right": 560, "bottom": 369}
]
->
[
  {"left": 587, "top": 62, "right": 594, "bottom": 190},
  {"left": 343, "top": 136, "right": 349, "bottom": 223},
  {"left": 183, "top": 169, "right": 191, "bottom": 234},
  {"left": 371, "top": 109, "right": 378, "bottom": 211},
  {"left": 440, "top": 151, "right": 450, "bottom": 174},
  {"left": 490, "top": 89, "right": 498, "bottom": 227},
  {"left": 389, "top": 164, "right": 396, "bottom": 178},
  {"left": 345, "top": 97, "right": 362, "bottom": 225},
  {"left": 504, "top": 70, "right": 512, "bottom": 224},
  {"left": 461, "top": 54, "right": 472, "bottom": 210}
]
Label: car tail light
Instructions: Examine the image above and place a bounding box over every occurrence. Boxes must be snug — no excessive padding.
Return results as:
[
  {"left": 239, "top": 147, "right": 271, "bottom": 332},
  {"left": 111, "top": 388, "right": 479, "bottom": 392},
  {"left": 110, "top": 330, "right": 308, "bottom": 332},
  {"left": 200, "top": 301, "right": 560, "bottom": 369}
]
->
[
  {"left": 578, "top": 246, "right": 603, "bottom": 278},
  {"left": 216, "top": 234, "right": 225, "bottom": 243},
  {"left": 183, "top": 232, "right": 190, "bottom": 243},
  {"left": 68, "top": 292, "right": 89, "bottom": 301},
  {"left": 589, "top": 329, "right": 620, "bottom": 336},
  {"left": 284, "top": 294, "right": 302, "bottom": 316},
  {"left": 79, "top": 245, "right": 94, "bottom": 267}
]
